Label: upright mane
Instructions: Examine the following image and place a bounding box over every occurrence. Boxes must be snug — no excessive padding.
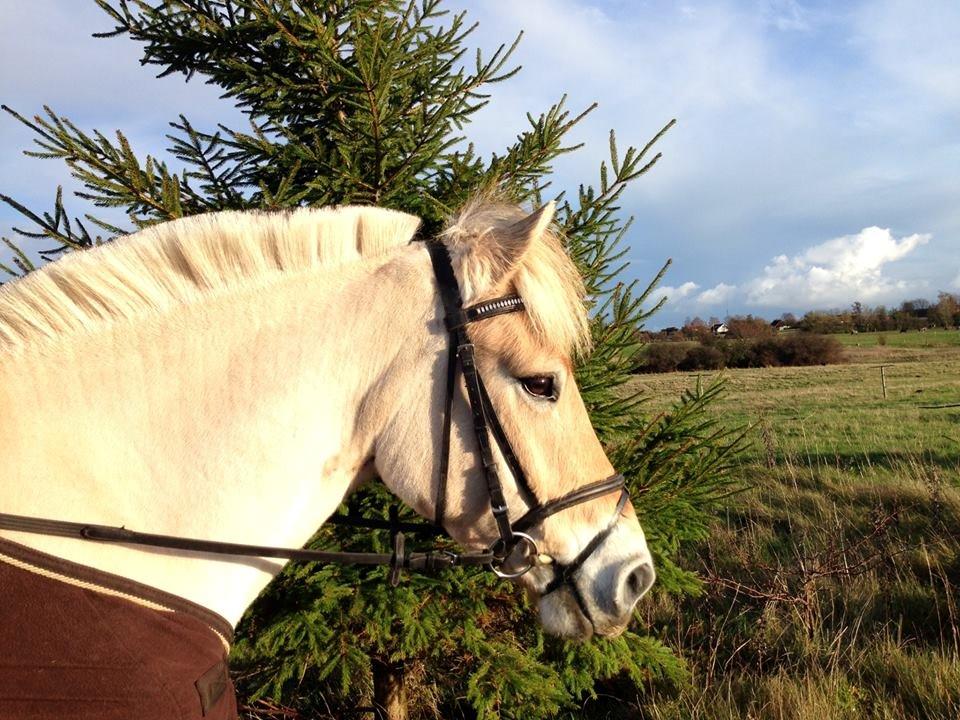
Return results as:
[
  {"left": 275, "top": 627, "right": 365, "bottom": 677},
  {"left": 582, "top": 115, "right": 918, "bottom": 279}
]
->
[
  {"left": 443, "top": 201, "right": 591, "bottom": 357},
  {"left": 0, "top": 206, "right": 420, "bottom": 348}
]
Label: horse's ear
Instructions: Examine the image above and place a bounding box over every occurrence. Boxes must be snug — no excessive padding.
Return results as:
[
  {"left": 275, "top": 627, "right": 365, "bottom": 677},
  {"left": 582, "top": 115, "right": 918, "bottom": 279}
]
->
[{"left": 451, "top": 202, "right": 555, "bottom": 300}]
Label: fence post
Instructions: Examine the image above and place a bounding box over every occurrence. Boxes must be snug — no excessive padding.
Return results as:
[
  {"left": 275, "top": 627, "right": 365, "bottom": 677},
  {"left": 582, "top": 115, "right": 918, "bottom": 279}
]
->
[{"left": 872, "top": 364, "right": 892, "bottom": 400}]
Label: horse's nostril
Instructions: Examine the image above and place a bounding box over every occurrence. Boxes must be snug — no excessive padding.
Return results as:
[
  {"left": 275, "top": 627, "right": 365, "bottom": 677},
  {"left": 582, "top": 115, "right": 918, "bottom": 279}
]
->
[{"left": 620, "top": 561, "right": 655, "bottom": 611}]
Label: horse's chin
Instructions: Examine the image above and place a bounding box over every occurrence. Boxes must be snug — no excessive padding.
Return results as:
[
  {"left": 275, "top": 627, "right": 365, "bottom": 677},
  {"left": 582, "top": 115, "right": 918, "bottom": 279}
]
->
[
  {"left": 536, "top": 586, "right": 632, "bottom": 640},
  {"left": 537, "top": 591, "right": 592, "bottom": 638}
]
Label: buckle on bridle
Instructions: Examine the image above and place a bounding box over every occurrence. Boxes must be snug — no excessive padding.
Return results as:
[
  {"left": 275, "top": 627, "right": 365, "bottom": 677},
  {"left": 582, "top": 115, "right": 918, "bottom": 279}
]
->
[{"left": 488, "top": 532, "right": 539, "bottom": 579}]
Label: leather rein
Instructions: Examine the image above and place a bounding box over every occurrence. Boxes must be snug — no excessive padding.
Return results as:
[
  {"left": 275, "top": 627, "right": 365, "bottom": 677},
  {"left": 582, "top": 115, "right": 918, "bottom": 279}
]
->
[{"left": 0, "top": 241, "right": 629, "bottom": 592}]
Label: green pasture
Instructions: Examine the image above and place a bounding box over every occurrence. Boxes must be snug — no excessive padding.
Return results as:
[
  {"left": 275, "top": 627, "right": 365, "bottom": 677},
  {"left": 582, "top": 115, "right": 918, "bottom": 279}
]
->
[
  {"left": 630, "top": 342, "right": 960, "bottom": 719},
  {"left": 833, "top": 328, "right": 960, "bottom": 349},
  {"left": 633, "top": 342, "right": 960, "bottom": 477}
]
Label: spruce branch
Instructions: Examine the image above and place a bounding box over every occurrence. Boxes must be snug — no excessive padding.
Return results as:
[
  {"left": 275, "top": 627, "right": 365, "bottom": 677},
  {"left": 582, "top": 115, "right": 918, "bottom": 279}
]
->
[
  {"left": 0, "top": 187, "right": 102, "bottom": 275},
  {"left": 2, "top": 104, "right": 209, "bottom": 224},
  {"left": 0, "top": 236, "right": 36, "bottom": 278},
  {"left": 166, "top": 115, "right": 251, "bottom": 209}
]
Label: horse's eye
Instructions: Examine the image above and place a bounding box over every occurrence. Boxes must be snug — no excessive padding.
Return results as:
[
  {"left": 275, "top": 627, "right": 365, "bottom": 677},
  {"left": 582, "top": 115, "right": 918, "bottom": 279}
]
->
[{"left": 520, "top": 376, "right": 556, "bottom": 400}]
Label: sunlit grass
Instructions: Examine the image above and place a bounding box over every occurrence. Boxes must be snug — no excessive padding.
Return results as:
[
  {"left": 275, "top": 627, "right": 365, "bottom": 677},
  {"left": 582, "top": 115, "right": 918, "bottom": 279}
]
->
[
  {"left": 632, "top": 343, "right": 960, "bottom": 479},
  {"left": 629, "top": 340, "right": 960, "bottom": 719},
  {"left": 833, "top": 329, "right": 960, "bottom": 349}
]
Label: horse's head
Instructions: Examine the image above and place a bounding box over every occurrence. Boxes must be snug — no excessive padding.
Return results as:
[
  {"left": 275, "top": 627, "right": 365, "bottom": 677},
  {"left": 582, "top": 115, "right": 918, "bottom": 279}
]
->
[{"left": 376, "top": 200, "right": 654, "bottom": 639}]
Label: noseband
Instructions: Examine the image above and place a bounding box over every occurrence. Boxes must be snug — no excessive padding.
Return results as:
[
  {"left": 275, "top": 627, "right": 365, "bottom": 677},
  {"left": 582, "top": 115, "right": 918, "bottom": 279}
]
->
[
  {"left": 0, "top": 241, "right": 630, "bottom": 601},
  {"left": 425, "top": 241, "right": 629, "bottom": 590}
]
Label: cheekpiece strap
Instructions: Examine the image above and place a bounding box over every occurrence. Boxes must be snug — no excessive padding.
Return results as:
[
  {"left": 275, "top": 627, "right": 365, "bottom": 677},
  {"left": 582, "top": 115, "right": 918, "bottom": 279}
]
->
[
  {"left": 475, "top": 371, "right": 540, "bottom": 509},
  {"left": 423, "top": 240, "right": 527, "bottom": 548},
  {"left": 425, "top": 241, "right": 465, "bottom": 325}
]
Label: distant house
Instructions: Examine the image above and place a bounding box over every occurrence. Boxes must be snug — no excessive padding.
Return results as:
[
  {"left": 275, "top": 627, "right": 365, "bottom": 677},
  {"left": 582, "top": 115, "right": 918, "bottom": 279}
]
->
[
  {"left": 711, "top": 323, "right": 729, "bottom": 336},
  {"left": 662, "top": 326, "right": 680, "bottom": 336},
  {"left": 770, "top": 319, "right": 791, "bottom": 332}
]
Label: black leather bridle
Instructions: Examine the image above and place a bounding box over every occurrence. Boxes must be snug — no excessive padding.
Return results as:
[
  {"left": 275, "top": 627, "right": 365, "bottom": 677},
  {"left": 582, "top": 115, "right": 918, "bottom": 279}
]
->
[
  {"left": 0, "top": 240, "right": 630, "bottom": 599},
  {"left": 423, "top": 241, "right": 629, "bottom": 590}
]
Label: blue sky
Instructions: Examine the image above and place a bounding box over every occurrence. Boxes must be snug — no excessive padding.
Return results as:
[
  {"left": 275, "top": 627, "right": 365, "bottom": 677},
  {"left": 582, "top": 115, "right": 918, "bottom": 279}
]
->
[{"left": 2, "top": 1, "right": 958, "bottom": 328}]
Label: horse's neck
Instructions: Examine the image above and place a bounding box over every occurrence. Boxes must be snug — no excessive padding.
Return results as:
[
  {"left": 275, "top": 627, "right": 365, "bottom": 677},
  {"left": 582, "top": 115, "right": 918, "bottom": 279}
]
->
[{"left": 0, "top": 245, "right": 434, "bottom": 626}]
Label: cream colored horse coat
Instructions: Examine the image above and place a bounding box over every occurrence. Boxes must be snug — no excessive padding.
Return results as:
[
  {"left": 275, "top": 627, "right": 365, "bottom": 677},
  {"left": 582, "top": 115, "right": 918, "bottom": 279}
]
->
[{"left": 0, "top": 202, "right": 653, "bottom": 638}]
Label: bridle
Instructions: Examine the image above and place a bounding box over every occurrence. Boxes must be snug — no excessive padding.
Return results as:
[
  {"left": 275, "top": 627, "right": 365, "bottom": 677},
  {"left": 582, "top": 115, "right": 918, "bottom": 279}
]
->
[
  {"left": 424, "top": 241, "right": 629, "bottom": 591},
  {"left": 0, "top": 240, "right": 630, "bottom": 602}
]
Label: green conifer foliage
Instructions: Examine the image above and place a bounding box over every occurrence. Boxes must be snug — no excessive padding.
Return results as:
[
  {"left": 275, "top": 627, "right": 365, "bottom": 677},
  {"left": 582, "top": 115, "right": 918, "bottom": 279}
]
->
[{"left": 1, "top": 2, "right": 747, "bottom": 718}]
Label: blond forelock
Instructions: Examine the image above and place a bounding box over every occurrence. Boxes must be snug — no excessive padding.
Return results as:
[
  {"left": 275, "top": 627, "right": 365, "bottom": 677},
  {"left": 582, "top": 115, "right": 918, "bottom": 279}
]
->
[{"left": 442, "top": 201, "right": 591, "bottom": 359}]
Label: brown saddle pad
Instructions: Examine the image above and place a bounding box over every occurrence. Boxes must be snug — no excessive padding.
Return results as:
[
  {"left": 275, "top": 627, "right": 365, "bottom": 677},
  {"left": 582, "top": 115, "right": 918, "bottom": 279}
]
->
[{"left": 0, "top": 537, "right": 237, "bottom": 720}]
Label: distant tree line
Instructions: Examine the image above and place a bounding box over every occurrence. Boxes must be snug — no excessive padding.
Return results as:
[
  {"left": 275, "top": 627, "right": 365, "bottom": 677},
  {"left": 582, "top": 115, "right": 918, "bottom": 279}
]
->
[
  {"left": 796, "top": 293, "right": 960, "bottom": 334},
  {"left": 649, "top": 292, "right": 960, "bottom": 342},
  {"left": 634, "top": 292, "right": 959, "bottom": 374},
  {"left": 638, "top": 333, "right": 845, "bottom": 374}
]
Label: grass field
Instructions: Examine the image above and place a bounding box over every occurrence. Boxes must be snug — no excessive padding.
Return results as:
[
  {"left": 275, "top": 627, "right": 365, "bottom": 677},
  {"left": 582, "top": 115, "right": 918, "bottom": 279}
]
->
[
  {"left": 834, "top": 328, "right": 960, "bottom": 349},
  {"left": 631, "top": 332, "right": 960, "bottom": 719}
]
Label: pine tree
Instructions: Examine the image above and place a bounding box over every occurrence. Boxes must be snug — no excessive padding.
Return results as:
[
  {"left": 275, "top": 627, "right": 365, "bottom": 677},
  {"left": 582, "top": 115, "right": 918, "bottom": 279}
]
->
[{"left": 1, "top": 2, "right": 747, "bottom": 718}]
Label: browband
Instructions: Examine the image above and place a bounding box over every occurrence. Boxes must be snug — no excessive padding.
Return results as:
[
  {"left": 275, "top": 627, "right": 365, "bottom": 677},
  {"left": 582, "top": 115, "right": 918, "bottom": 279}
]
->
[{"left": 445, "top": 295, "right": 525, "bottom": 331}]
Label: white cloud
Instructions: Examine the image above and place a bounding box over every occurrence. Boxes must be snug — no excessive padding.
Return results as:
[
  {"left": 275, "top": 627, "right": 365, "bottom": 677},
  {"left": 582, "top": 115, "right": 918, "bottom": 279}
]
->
[
  {"left": 649, "top": 281, "right": 699, "bottom": 306},
  {"left": 952, "top": 272, "right": 960, "bottom": 290},
  {"left": 696, "top": 282, "right": 738, "bottom": 305},
  {"left": 646, "top": 280, "right": 739, "bottom": 317},
  {"left": 745, "top": 227, "right": 930, "bottom": 307}
]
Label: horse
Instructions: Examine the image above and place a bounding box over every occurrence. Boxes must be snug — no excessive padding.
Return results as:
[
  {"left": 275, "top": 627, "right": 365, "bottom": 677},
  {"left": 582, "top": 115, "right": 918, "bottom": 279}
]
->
[{"left": 0, "top": 199, "right": 655, "bottom": 720}]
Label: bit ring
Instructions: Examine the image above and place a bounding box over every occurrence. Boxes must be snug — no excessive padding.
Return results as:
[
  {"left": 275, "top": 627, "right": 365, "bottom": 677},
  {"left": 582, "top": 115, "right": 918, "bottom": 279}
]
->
[{"left": 489, "top": 532, "right": 539, "bottom": 578}]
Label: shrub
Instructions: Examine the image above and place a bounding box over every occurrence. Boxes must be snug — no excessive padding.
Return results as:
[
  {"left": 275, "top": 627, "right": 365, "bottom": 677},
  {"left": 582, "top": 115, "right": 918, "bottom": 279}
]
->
[
  {"left": 720, "top": 340, "right": 756, "bottom": 369},
  {"left": 639, "top": 334, "right": 845, "bottom": 373},
  {"left": 678, "top": 344, "right": 725, "bottom": 371},
  {"left": 747, "top": 338, "right": 782, "bottom": 367},
  {"left": 776, "top": 333, "right": 845, "bottom": 365},
  {"left": 641, "top": 342, "right": 690, "bottom": 373}
]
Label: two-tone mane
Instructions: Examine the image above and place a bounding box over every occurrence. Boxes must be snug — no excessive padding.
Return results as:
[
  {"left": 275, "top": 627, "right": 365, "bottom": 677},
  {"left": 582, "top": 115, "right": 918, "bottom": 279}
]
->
[
  {"left": 0, "top": 202, "right": 588, "bottom": 359},
  {"left": 0, "top": 206, "right": 419, "bottom": 348}
]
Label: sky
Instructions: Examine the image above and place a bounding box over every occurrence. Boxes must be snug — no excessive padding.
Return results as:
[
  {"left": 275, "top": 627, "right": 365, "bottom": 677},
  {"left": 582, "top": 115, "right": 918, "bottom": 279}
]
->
[{"left": 1, "top": 0, "right": 958, "bottom": 328}]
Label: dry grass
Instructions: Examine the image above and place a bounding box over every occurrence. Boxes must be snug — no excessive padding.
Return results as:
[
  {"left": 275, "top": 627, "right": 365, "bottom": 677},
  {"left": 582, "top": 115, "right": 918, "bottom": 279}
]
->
[{"left": 630, "top": 340, "right": 960, "bottom": 719}]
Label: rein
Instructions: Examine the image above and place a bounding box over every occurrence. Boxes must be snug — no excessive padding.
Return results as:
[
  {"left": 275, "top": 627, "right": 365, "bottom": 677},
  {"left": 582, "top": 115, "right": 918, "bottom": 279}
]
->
[{"left": 0, "top": 241, "right": 628, "bottom": 593}]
